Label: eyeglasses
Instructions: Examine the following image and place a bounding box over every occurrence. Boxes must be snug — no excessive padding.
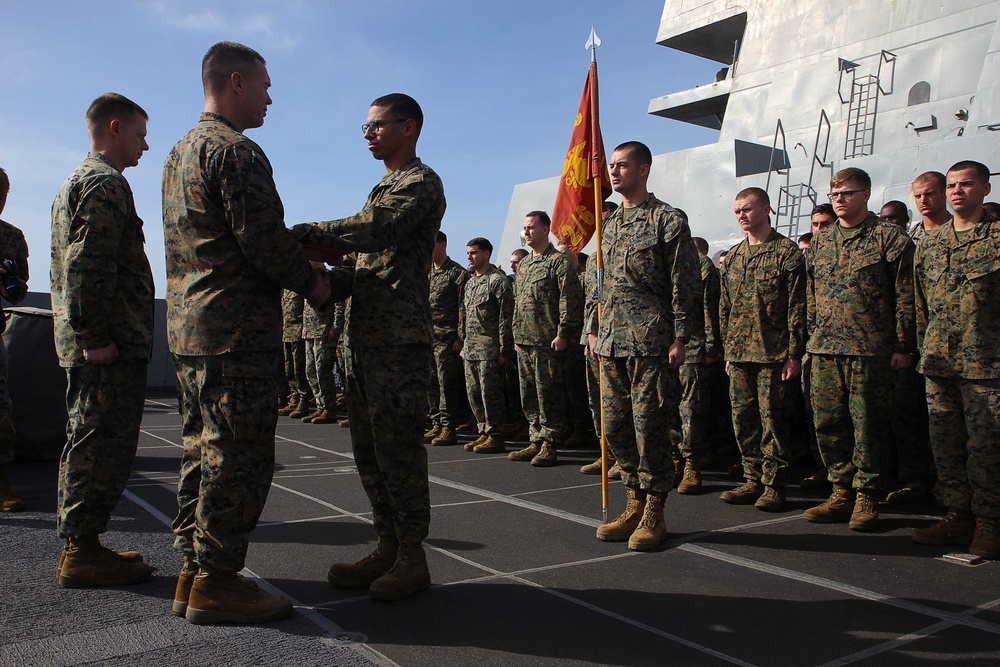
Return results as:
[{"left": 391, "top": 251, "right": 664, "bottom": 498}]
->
[
  {"left": 827, "top": 190, "right": 866, "bottom": 201},
  {"left": 361, "top": 118, "right": 408, "bottom": 134}
]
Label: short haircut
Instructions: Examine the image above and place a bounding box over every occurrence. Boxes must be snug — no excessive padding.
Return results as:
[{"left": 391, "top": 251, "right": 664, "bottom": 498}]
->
[
  {"left": 85, "top": 93, "right": 148, "bottom": 134},
  {"left": 984, "top": 202, "right": 1000, "bottom": 217},
  {"left": 948, "top": 160, "right": 991, "bottom": 183},
  {"left": 436, "top": 231, "right": 447, "bottom": 244},
  {"left": 510, "top": 248, "right": 528, "bottom": 260},
  {"left": 371, "top": 93, "right": 424, "bottom": 137},
  {"left": 811, "top": 203, "right": 835, "bottom": 217},
  {"left": 525, "top": 210, "right": 551, "bottom": 228},
  {"left": 736, "top": 187, "right": 770, "bottom": 206},
  {"left": 831, "top": 167, "right": 871, "bottom": 190},
  {"left": 614, "top": 141, "right": 653, "bottom": 167},
  {"left": 603, "top": 200, "right": 619, "bottom": 213},
  {"left": 798, "top": 232, "right": 813, "bottom": 243},
  {"left": 692, "top": 237, "right": 709, "bottom": 254},
  {"left": 881, "top": 200, "right": 908, "bottom": 217},
  {"left": 202, "top": 41, "right": 266, "bottom": 94},
  {"left": 0, "top": 167, "right": 8, "bottom": 200},
  {"left": 467, "top": 237, "right": 493, "bottom": 253},
  {"left": 913, "top": 171, "right": 946, "bottom": 190}
]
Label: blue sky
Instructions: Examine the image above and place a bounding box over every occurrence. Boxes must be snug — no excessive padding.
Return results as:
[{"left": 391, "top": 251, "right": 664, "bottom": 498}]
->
[{"left": 0, "top": 0, "right": 719, "bottom": 296}]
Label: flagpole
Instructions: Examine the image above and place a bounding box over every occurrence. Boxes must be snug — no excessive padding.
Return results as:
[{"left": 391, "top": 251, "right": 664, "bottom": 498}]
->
[{"left": 586, "top": 26, "right": 610, "bottom": 524}]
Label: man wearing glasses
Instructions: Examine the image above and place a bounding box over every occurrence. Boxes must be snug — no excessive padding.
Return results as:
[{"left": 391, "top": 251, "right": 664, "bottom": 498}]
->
[
  {"left": 804, "top": 168, "right": 916, "bottom": 531},
  {"left": 293, "top": 93, "right": 446, "bottom": 601}
]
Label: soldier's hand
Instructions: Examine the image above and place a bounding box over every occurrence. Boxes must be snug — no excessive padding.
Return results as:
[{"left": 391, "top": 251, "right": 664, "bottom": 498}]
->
[
  {"left": 781, "top": 358, "right": 801, "bottom": 381},
  {"left": 451, "top": 339, "right": 463, "bottom": 354},
  {"left": 551, "top": 336, "right": 568, "bottom": 352},
  {"left": 668, "top": 339, "right": 685, "bottom": 369},
  {"left": 587, "top": 334, "right": 598, "bottom": 359},
  {"left": 83, "top": 343, "right": 118, "bottom": 365},
  {"left": 890, "top": 352, "right": 913, "bottom": 371},
  {"left": 308, "top": 270, "right": 332, "bottom": 309}
]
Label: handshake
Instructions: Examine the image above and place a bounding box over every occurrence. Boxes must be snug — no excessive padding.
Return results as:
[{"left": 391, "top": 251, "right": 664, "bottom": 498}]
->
[{"left": 292, "top": 223, "right": 356, "bottom": 312}]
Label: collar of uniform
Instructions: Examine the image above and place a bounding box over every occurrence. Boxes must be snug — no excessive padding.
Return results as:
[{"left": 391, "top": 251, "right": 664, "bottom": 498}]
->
[
  {"left": 940, "top": 210, "right": 1000, "bottom": 246},
  {"left": 199, "top": 112, "right": 238, "bottom": 132},
  {"left": 836, "top": 211, "right": 878, "bottom": 242},
  {"left": 86, "top": 151, "right": 120, "bottom": 174}
]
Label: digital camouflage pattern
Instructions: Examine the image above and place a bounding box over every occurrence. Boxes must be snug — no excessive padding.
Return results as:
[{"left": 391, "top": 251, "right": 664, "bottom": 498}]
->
[
  {"left": 461, "top": 266, "right": 513, "bottom": 361},
  {"left": 304, "top": 338, "right": 336, "bottom": 412},
  {"left": 806, "top": 213, "right": 916, "bottom": 357},
  {"left": 0, "top": 217, "right": 27, "bottom": 462},
  {"left": 51, "top": 152, "right": 154, "bottom": 367},
  {"left": 0, "top": 218, "right": 29, "bottom": 334},
  {"left": 162, "top": 113, "right": 317, "bottom": 356},
  {"left": 172, "top": 352, "right": 279, "bottom": 572},
  {"left": 465, "top": 360, "right": 506, "bottom": 435},
  {"left": 697, "top": 254, "right": 724, "bottom": 360},
  {"left": 427, "top": 257, "right": 468, "bottom": 427},
  {"left": 430, "top": 257, "right": 468, "bottom": 344},
  {"left": 281, "top": 291, "right": 309, "bottom": 402},
  {"left": 728, "top": 362, "right": 792, "bottom": 487},
  {"left": 591, "top": 195, "right": 702, "bottom": 357},
  {"left": 720, "top": 229, "right": 806, "bottom": 363},
  {"left": 512, "top": 243, "right": 583, "bottom": 347},
  {"left": 57, "top": 361, "right": 147, "bottom": 538},
  {"left": 281, "top": 290, "right": 304, "bottom": 343},
  {"left": 517, "top": 346, "right": 567, "bottom": 445}
]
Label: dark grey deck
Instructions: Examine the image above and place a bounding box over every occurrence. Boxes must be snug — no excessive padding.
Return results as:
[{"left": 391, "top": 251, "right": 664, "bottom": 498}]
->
[{"left": 2, "top": 393, "right": 999, "bottom": 666}]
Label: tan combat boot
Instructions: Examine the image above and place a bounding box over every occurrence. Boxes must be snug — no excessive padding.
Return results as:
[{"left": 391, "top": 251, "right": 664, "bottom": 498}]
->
[
  {"left": 508, "top": 442, "right": 540, "bottom": 462},
  {"left": 277, "top": 396, "right": 298, "bottom": 416},
  {"left": 579, "top": 454, "right": 612, "bottom": 475},
  {"left": 172, "top": 555, "right": 199, "bottom": 617},
  {"left": 970, "top": 516, "right": 1000, "bottom": 560},
  {"left": 338, "top": 418, "right": 351, "bottom": 428},
  {"left": 803, "top": 485, "right": 855, "bottom": 523},
  {"left": 628, "top": 493, "right": 667, "bottom": 551},
  {"left": 849, "top": 491, "right": 880, "bottom": 531},
  {"left": 368, "top": 541, "right": 431, "bottom": 601},
  {"left": 57, "top": 537, "right": 153, "bottom": 588},
  {"left": 677, "top": 459, "right": 702, "bottom": 495},
  {"left": 301, "top": 409, "right": 322, "bottom": 423},
  {"left": 423, "top": 424, "right": 442, "bottom": 443},
  {"left": 531, "top": 442, "right": 557, "bottom": 467},
  {"left": 288, "top": 401, "right": 312, "bottom": 419},
  {"left": 474, "top": 435, "right": 506, "bottom": 454},
  {"left": 184, "top": 570, "right": 293, "bottom": 625},
  {"left": 912, "top": 508, "right": 975, "bottom": 546},
  {"left": 0, "top": 465, "right": 25, "bottom": 512},
  {"left": 57, "top": 540, "right": 143, "bottom": 578},
  {"left": 327, "top": 536, "right": 400, "bottom": 588},
  {"left": 310, "top": 410, "right": 334, "bottom": 425},
  {"left": 431, "top": 427, "right": 458, "bottom": 446},
  {"left": 596, "top": 488, "right": 646, "bottom": 542},
  {"left": 464, "top": 434, "right": 487, "bottom": 451},
  {"left": 608, "top": 463, "right": 622, "bottom": 480},
  {"left": 755, "top": 486, "right": 786, "bottom": 512},
  {"left": 720, "top": 480, "right": 764, "bottom": 505}
]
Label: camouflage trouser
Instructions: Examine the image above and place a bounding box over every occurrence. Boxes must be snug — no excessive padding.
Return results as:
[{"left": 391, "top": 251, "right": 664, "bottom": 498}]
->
[
  {"left": 585, "top": 351, "right": 602, "bottom": 438},
  {"left": 0, "top": 339, "right": 15, "bottom": 465},
  {"left": 505, "top": 347, "right": 525, "bottom": 426},
  {"left": 810, "top": 354, "right": 892, "bottom": 493},
  {"left": 669, "top": 361, "right": 711, "bottom": 462},
  {"left": 172, "top": 352, "right": 279, "bottom": 572},
  {"left": 304, "top": 338, "right": 337, "bottom": 411},
  {"left": 427, "top": 340, "right": 465, "bottom": 428},
  {"left": 347, "top": 343, "right": 431, "bottom": 542},
  {"left": 728, "top": 361, "right": 792, "bottom": 487},
  {"left": 892, "top": 366, "right": 933, "bottom": 485},
  {"left": 283, "top": 340, "right": 311, "bottom": 403},
  {"left": 464, "top": 359, "right": 505, "bottom": 435},
  {"left": 925, "top": 376, "right": 1000, "bottom": 520},
  {"left": 563, "top": 343, "right": 591, "bottom": 431},
  {"left": 600, "top": 355, "right": 678, "bottom": 495},
  {"left": 516, "top": 345, "right": 568, "bottom": 445},
  {"left": 57, "top": 361, "right": 147, "bottom": 539}
]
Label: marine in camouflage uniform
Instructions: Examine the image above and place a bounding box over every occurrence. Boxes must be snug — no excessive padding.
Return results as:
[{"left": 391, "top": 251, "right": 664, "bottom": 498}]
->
[
  {"left": 292, "top": 96, "right": 445, "bottom": 600},
  {"left": 427, "top": 240, "right": 468, "bottom": 439},
  {"left": 163, "top": 110, "right": 318, "bottom": 575},
  {"left": 51, "top": 115, "right": 154, "bottom": 585},
  {"left": 806, "top": 169, "right": 915, "bottom": 529},
  {"left": 280, "top": 290, "right": 311, "bottom": 411},
  {"left": 461, "top": 244, "right": 513, "bottom": 447},
  {"left": 913, "top": 163, "right": 1000, "bottom": 556},
  {"left": 301, "top": 277, "right": 337, "bottom": 420},
  {"left": 0, "top": 201, "right": 28, "bottom": 481},
  {"left": 511, "top": 227, "right": 583, "bottom": 465},
  {"left": 720, "top": 217, "right": 806, "bottom": 505}
]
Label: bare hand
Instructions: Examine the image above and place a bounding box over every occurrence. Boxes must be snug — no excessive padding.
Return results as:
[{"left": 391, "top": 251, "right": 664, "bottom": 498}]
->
[
  {"left": 668, "top": 339, "right": 685, "bottom": 369},
  {"left": 83, "top": 343, "right": 118, "bottom": 365},
  {"left": 587, "top": 334, "right": 598, "bottom": 359},
  {"left": 890, "top": 352, "right": 913, "bottom": 371},
  {"left": 551, "top": 336, "right": 568, "bottom": 352},
  {"left": 781, "top": 358, "right": 801, "bottom": 381},
  {"left": 451, "top": 339, "right": 463, "bottom": 354}
]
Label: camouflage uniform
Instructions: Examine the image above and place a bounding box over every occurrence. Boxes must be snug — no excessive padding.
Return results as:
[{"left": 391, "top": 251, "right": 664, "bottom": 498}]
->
[
  {"left": 0, "top": 218, "right": 28, "bottom": 465},
  {"left": 292, "top": 157, "right": 445, "bottom": 543},
  {"left": 512, "top": 243, "right": 583, "bottom": 446},
  {"left": 163, "top": 113, "right": 317, "bottom": 573},
  {"left": 915, "top": 212, "right": 1000, "bottom": 519},
  {"left": 583, "top": 258, "right": 602, "bottom": 437},
  {"left": 428, "top": 257, "right": 468, "bottom": 429},
  {"left": 591, "top": 195, "right": 702, "bottom": 495},
  {"left": 720, "top": 230, "right": 806, "bottom": 488},
  {"left": 281, "top": 290, "right": 310, "bottom": 405},
  {"left": 50, "top": 151, "right": 154, "bottom": 539},
  {"left": 671, "top": 253, "right": 724, "bottom": 463},
  {"left": 461, "top": 266, "right": 513, "bottom": 436},
  {"left": 807, "top": 213, "right": 916, "bottom": 492},
  {"left": 302, "top": 290, "right": 336, "bottom": 413}
]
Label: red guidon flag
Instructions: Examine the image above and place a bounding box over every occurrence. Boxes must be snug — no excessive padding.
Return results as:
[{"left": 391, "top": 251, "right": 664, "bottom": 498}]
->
[{"left": 551, "top": 61, "right": 611, "bottom": 253}]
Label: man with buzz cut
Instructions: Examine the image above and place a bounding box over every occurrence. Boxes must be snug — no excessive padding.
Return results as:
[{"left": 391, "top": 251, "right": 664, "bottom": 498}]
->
[
  {"left": 805, "top": 167, "right": 916, "bottom": 531},
  {"left": 293, "top": 92, "right": 445, "bottom": 601},
  {"left": 718, "top": 187, "right": 806, "bottom": 512},
  {"left": 912, "top": 160, "right": 1000, "bottom": 560},
  {"left": 589, "top": 140, "right": 702, "bottom": 551},
  {"left": 460, "top": 236, "right": 514, "bottom": 454},
  {"left": 163, "top": 41, "right": 329, "bottom": 624},
  {"left": 51, "top": 93, "right": 155, "bottom": 588}
]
